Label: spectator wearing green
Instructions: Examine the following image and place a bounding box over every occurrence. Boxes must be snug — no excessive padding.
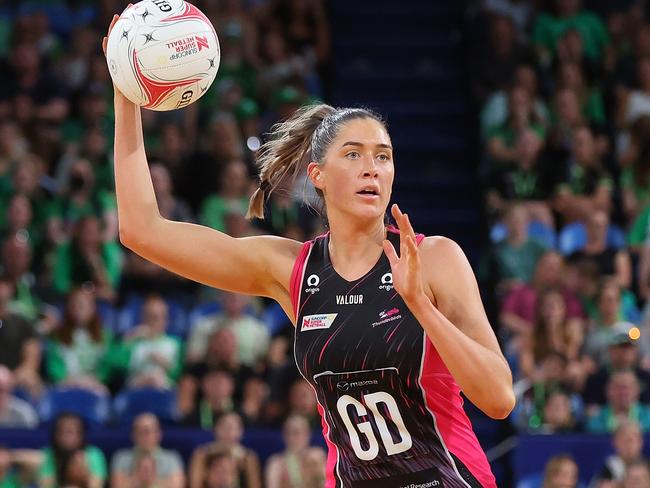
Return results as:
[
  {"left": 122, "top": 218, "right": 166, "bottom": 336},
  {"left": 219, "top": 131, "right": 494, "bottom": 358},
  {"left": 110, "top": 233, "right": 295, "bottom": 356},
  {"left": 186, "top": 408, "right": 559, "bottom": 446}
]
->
[
  {"left": 45, "top": 288, "right": 124, "bottom": 392},
  {"left": 37, "top": 413, "right": 107, "bottom": 488},
  {"left": 532, "top": 0, "right": 610, "bottom": 65},
  {"left": 0, "top": 445, "right": 18, "bottom": 488},
  {"left": 46, "top": 158, "right": 118, "bottom": 245},
  {"left": 487, "top": 85, "right": 547, "bottom": 166},
  {"left": 586, "top": 370, "right": 650, "bottom": 433},
  {"left": 51, "top": 216, "right": 122, "bottom": 302},
  {"left": 554, "top": 60, "right": 606, "bottom": 126},
  {"left": 481, "top": 204, "right": 548, "bottom": 294},
  {"left": 200, "top": 160, "right": 251, "bottom": 233},
  {"left": 621, "top": 116, "right": 650, "bottom": 223},
  {"left": 123, "top": 295, "right": 183, "bottom": 389},
  {"left": 553, "top": 125, "right": 612, "bottom": 224}
]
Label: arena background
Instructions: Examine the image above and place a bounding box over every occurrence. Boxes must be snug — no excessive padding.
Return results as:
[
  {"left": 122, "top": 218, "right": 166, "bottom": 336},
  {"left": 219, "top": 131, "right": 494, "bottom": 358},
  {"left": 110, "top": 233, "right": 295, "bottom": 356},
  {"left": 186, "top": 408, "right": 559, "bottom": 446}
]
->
[{"left": 0, "top": 0, "right": 649, "bottom": 487}]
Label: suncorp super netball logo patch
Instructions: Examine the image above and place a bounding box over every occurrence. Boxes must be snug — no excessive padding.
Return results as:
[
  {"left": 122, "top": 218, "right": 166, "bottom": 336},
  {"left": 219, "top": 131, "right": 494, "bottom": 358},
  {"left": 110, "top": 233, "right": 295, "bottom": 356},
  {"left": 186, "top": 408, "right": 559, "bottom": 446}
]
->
[{"left": 302, "top": 313, "right": 337, "bottom": 331}]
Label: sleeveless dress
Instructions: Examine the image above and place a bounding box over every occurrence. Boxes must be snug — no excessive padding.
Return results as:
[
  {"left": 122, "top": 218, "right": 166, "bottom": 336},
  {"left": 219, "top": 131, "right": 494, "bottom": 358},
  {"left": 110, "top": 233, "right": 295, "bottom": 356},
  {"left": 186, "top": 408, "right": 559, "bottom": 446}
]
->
[{"left": 292, "top": 229, "right": 497, "bottom": 488}]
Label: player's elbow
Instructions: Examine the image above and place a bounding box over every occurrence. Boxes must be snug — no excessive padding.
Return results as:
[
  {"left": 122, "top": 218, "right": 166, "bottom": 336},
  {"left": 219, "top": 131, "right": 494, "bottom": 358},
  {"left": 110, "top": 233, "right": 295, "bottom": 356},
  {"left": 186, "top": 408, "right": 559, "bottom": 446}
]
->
[
  {"left": 119, "top": 223, "right": 147, "bottom": 251},
  {"left": 484, "top": 388, "right": 516, "bottom": 420}
]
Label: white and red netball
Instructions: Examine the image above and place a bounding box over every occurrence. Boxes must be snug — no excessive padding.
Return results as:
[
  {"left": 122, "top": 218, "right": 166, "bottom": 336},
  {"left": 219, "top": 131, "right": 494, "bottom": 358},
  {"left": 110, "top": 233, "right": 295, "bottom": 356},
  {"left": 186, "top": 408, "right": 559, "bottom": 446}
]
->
[{"left": 106, "top": 0, "right": 220, "bottom": 111}]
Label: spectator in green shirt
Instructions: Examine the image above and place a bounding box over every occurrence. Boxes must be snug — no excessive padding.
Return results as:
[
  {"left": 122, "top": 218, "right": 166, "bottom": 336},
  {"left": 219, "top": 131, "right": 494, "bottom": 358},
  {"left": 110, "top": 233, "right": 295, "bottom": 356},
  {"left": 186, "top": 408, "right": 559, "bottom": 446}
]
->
[
  {"left": 51, "top": 216, "right": 122, "bottom": 302},
  {"left": 0, "top": 446, "right": 19, "bottom": 488},
  {"left": 553, "top": 125, "right": 612, "bottom": 223},
  {"left": 44, "top": 287, "right": 123, "bottom": 393},
  {"left": 482, "top": 204, "right": 548, "bottom": 293},
  {"left": 532, "top": 0, "right": 610, "bottom": 66},
  {"left": 555, "top": 60, "right": 606, "bottom": 125},
  {"left": 621, "top": 115, "right": 650, "bottom": 223},
  {"left": 46, "top": 158, "right": 117, "bottom": 245},
  {"left": 200, "top": 159, "right": 251, "bottom": 232},
  {"left": 38, "top": 413, "right": 107, "bottom": 488}
]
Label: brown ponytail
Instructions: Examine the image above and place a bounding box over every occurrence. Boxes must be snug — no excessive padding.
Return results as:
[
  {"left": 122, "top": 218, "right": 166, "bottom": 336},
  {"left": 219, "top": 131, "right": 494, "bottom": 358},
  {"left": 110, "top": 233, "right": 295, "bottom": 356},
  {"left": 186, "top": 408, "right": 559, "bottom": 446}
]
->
[
  {"left": 246, "top": 104, "right": 335, "bottom": 219},
  {"left": 247, "top": 104, "right": 386, "bottom": 220}
]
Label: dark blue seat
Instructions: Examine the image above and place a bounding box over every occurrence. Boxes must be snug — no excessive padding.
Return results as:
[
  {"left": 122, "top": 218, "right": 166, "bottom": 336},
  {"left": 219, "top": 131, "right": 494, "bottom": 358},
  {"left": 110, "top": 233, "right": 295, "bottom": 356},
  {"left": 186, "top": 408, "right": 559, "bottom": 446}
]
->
[
  {"left": 38, "top": 387, "right": 110, "bottom": 427},
  {"left": 112, "top": 388, "right": 179, "bottom": 426},
  {"left": 116, "top": 297, "right": 188, "bottom": 338},
  {"left": 558, "top": 222, "right": 626, "bottom": 255}
]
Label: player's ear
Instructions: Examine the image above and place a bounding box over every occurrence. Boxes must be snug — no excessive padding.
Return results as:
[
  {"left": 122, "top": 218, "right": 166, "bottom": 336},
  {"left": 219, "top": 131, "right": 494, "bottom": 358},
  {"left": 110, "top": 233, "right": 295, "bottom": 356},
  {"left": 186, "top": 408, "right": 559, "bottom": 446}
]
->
[{"left": 307, "top": 162, "right": 323, "bottom": 190}]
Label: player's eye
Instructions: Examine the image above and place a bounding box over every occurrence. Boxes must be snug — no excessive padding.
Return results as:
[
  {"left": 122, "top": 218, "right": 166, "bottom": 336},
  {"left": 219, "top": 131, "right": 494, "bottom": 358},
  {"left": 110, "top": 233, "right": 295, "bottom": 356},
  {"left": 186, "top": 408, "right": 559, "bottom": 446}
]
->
[
  {"left": 377, "top": 153, "right": 391, "bottom": 162},
  {"left": 346, "top": 151, "right": 360, "bottom": 159}
]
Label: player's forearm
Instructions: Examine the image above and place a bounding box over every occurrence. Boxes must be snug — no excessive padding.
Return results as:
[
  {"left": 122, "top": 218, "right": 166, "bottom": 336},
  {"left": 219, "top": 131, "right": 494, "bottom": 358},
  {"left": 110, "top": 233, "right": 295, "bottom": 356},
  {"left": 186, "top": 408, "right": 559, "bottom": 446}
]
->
[
  {"left": 113, "top": 91, "right": 162, "bottom": 245},
  {"left": 408, "top": 293, "right": 515, "bottom": 420}
]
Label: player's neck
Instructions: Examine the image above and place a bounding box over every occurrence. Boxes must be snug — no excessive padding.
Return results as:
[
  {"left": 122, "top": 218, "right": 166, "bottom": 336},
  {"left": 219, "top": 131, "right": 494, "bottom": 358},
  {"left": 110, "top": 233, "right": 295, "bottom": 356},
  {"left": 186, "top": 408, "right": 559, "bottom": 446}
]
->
[{"left": 327, "top": 216, "right": 385, "bottom": 279}]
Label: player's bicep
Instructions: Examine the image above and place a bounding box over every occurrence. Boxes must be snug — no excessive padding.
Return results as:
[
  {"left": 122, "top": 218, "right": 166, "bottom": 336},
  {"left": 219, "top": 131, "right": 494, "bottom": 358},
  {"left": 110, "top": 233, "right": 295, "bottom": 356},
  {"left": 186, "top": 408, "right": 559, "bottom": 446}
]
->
[
  {"left": 423, "top": 237, "right": 502, "bottom": 356},
  {"left": 127, "top": 218, "right": 299, "bottom": 298}
]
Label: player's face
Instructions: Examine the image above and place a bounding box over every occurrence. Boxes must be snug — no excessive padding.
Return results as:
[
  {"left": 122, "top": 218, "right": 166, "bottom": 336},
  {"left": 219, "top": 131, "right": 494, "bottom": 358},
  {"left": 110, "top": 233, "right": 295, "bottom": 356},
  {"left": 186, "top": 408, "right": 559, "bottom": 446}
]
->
[{"left": 314, "top": 118, "right": 394, "bottom": 222}]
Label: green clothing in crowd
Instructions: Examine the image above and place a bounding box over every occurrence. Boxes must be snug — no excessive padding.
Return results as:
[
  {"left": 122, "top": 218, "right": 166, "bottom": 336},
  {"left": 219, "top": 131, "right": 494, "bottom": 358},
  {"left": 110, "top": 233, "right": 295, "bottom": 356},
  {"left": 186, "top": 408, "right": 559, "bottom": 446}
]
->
[
  {"left": 200, "top": 195, "right": 249, "bottom": 232},
  {"left": 38, "top": 446, "right": 107, "bottom": 485},
  {"left": 533, "top": 10, "right": 610, "bottom": 62},
  {"left": 45, "top": 329, "right": 126, "bottom": 385},
  {"left": 51, "top": 240, "right": 122, "bottom": 296},
  {"left": 621, "top": 168, "right": 650, "bottom": 210}
]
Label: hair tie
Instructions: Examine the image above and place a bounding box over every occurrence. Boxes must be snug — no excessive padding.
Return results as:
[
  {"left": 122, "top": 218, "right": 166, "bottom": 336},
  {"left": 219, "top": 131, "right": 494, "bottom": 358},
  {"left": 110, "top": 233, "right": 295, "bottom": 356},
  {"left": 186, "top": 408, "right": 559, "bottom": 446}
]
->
[{"left": 260, "top": 180, "right": 271, "bottom": 192}]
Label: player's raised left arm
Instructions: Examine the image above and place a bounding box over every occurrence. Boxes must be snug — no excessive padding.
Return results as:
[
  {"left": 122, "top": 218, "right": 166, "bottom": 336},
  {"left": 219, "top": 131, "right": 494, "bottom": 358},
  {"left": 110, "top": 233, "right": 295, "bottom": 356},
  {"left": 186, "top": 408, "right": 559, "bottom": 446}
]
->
[{"left": 383, "top": 205, "right": 515, "bottom": 419}]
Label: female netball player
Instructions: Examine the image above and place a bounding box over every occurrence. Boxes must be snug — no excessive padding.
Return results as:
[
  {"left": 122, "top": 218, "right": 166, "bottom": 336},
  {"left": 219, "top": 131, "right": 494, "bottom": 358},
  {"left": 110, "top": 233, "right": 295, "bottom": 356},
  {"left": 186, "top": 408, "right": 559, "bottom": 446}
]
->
[{"left": 104, "top": 14, "right": 514, "bottom": 487}]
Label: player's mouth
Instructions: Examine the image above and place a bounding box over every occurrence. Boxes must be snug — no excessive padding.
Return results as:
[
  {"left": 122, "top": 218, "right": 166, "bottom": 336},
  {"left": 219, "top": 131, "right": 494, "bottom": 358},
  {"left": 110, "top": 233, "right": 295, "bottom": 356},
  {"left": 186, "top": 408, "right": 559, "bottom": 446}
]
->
[{"left": 356, "top": 186, "right": 380, "bottom": 200}]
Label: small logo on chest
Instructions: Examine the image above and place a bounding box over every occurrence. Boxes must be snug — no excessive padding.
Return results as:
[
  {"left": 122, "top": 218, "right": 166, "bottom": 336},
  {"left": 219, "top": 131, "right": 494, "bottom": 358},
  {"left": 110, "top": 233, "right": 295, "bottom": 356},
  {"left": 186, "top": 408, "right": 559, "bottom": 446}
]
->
[
  {"left": 302, "top": 313, "right": 337, "bottom": 331},
  {"left": 372, "top": 308, "right": 402, "bottom": 327},
  {"left": 336, "top": 294, "right": 363, "bottom": 305}
]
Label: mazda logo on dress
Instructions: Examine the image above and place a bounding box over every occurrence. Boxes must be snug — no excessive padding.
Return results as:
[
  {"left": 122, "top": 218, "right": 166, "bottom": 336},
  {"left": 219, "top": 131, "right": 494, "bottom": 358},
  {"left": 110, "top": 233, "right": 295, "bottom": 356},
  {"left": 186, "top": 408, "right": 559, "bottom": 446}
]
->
[{"left": 337, "top": 381, "right": 349, "bottom": 391}]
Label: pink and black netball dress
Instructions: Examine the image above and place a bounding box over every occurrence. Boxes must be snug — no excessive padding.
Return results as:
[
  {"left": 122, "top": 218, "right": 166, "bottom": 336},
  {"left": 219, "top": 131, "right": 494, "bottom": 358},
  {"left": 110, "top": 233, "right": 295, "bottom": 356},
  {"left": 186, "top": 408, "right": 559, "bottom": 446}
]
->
[{"left": 291, "top": 229, "right": 497, "bottom": 488}]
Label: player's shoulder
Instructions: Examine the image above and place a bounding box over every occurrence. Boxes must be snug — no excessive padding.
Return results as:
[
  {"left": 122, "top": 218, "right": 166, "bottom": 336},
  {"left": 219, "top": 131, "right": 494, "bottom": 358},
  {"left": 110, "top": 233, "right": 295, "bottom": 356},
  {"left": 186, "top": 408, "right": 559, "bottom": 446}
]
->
[{"left": 418, "top": 235, "right": 466, "bottom": 262}]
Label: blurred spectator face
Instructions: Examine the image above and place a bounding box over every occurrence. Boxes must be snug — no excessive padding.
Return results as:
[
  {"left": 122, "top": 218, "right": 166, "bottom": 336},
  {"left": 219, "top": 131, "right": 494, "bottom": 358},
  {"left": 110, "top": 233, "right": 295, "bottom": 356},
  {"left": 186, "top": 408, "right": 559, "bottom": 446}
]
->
[
  {"left": 585, "top": 211, "right": 608, "bottom": 244},
  {"left": 508, "top": 86, "right": 532, "bottom": 122},
  {"left": 543, "top": 391, "right": 572, "bottom": 429},
  {"left": 0, "top": 121, "right": 25, "bottom": 156},
  {"left": 0, "top": 280, "right": 13, "bottom": 315},
  {"left": 67, "top": 288, "right": 96, "bottom": 327},
  {"left": 68, "top": 159, "right": 95, "bottom": 194},
  {"left": 215, "top": 412, "right": 243, "bottom": 445},
  {"left": 55, "top": 415, "right": 84, "bottom": 450},
  {"left": 209, "top": 117, "right": 242, "bottom": 160},
  {"left": 160, "top": 124, "right": 183, "bottom": 156},
  {"left": 224, "top": 210, "right": 251, "bottom": 238},
  {"left": 75, "top": 217, "right": 102, "bottom": 251},
  {"left": 638, "top": 57, "right": 650, "bottom": 87},
  {"left": 609, "top": 342, "right": 639, "bottom": 370},
  {"left": 205, "top": 453, "right": 237, "bottom": 488},
  {"left": 263, "top": 30, "right": 288, "bottom": 62},
  {"left": 555, "top": 0, "right": 581, "bottom": 17},
  {"left": 1, "top": 237, "right": 32, "bottom": 279},
  {"left": 133, "top": 414, "right": 161, "bottom": 452},
  {"left": 490, "top": 16, "right": 515, "bottom": 54},
  {"left": 540, "top": 291, "right": 566, "bottom": 326},
  {"left": 243, "top": 376, "right": 269, "bottom": 405},
  {"left": 623, "top": 463, "right": 650, "bottom": 488},
  {"left": 207, "top": 327, "right": 238, "bottom": 363},
  {"left": 557, "top": 30, "right": 584, "bottom": 62},
  {"left": 202, "top": 370, "right": 235, "bottom": 405},
  {"left": 534, "top": 252, "right": 564, "bottom": 287},
  {"left": 220, "top": 160, "right": 249, "bottom": 195},
  {"left": 150, "top": 164, "right": 173, "bottom": 198},
  {"left": 142, "top": 296, "right": 168, "bottom": 335},
  {"left": 283, "top": 415, "right": 311, "bottom": 452},
  {"left": 607, "top": 371, "right": 640, "bottom": 411},
  {"left": 572, "top": 127, "right": 597, "bottom": 165},
  {"left": 0, "top": 447, "right": 10, "bottom": 480},
  {"left": 555, "top": 89, "right": 581, "bottom": 125},
  {"left": 12, "top": 158, "right": 39, "bottom": 196},
  {"left": 516, "top": 129, "right": 543, "bottom": 169},
  {"left": 545, "top": 457, "right": 578, "bottom": 488},
  {"left": 614, "top": 422, "right": 643, "bottom": 463},
  {"left": 222, "top": 292, "right": 249, "bottom": 317},
  {"left": 7, "top": 195, "right": 33, "bottom": 231},
  {"left": 0, "top": 366, "right": 13, "bottom": 411},
  {"left": 635, "top": 25, "right": 650, "bottom": 56},
  {"left": 82, "top": 128, "right": 107, "bottom": 160},
  {"left": 540, "top": 354, "right": 567, "bottom": 383},
  {"left": 514, "top": 65, "right": 538, "bottom": 97},
  {"left": 11, "top": 43, "right": 39, "bottom": 74},
  {"left": 558, "top": 61, "right": 583, "bottom": 91},
  {"left": 289, "top": 379, "right": 317, "bottom": 417},
  {"left": 598, "top": 282, "right": 621, "bottom": 323},
  {"left": 504, "top": 205, "right": 528, "bottom": 240}
]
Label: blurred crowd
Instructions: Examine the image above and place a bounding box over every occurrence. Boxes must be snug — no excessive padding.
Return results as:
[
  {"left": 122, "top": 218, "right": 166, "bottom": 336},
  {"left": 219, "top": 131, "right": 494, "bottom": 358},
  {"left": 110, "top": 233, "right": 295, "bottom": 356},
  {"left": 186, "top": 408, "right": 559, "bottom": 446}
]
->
[
  {"left": 0, "top": 0, "right": 331, "bottom": 486},
  {"left": 467, "top": 0, "right": 650, "bottom": 486}
]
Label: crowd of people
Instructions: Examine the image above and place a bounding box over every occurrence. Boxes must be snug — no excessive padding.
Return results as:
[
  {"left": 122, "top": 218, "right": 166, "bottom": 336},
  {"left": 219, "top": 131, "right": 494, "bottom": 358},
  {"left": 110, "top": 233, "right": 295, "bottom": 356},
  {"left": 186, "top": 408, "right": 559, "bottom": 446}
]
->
[
  {"left": 0, "top": 0, "right": 331, "bottom": 486},
  {"left": 468, "top": 0, "right": 650, "bottom": 486}
]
